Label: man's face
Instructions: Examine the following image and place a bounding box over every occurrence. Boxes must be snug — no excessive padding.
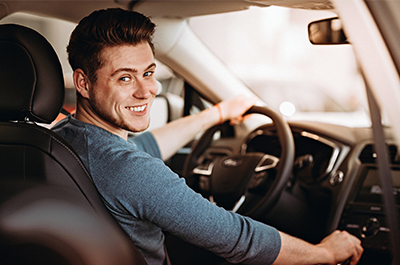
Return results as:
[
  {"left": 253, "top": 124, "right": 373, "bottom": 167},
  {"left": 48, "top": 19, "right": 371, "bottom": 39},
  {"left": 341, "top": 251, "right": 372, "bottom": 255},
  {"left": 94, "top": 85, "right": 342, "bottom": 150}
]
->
[{"left": 88, "top": 42, "right": 158, "bottom": 134}]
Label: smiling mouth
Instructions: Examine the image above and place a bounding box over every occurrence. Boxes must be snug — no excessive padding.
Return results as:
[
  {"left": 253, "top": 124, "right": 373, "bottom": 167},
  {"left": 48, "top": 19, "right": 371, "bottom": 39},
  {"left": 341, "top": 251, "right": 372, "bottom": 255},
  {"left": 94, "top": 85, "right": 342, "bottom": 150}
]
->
[{"left": 126, "top": 104, "right": 146, "bottom": 112}]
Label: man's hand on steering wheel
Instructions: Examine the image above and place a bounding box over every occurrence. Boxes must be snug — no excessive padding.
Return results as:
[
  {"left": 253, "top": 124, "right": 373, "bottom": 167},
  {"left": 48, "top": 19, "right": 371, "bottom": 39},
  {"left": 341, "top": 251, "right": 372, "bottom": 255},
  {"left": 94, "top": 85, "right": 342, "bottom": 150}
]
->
[{"left": 212, "top": 95, "right": 259, "bottom": 125}]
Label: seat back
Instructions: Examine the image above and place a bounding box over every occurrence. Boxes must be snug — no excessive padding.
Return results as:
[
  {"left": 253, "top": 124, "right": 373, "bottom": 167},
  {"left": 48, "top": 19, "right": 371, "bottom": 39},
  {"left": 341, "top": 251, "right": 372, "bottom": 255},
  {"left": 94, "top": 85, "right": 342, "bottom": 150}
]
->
[
  {"left": 0, "top": 184, "right": 138, "bottom": 265},
  {"left": 0, "top": 24, "right": 146, "bottom": 264}
]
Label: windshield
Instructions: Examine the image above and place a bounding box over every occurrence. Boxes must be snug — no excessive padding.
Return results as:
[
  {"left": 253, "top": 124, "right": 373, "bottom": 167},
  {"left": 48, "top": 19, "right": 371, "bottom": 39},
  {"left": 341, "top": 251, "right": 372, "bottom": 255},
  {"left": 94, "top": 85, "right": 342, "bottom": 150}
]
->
[{"left": 190, "top": 6, "right": 370, "bottom": 127}]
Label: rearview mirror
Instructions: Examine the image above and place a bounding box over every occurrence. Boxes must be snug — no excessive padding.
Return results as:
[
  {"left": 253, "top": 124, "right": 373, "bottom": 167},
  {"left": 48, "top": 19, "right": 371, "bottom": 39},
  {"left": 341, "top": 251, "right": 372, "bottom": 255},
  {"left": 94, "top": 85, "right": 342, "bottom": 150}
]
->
[{"left": 308, "top": 17, "right": 348, "bottom": 45}]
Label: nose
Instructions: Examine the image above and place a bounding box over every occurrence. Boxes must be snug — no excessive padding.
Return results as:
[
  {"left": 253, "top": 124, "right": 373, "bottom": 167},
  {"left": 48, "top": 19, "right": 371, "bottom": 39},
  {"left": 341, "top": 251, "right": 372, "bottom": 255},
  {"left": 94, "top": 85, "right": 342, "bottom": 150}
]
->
[{"left": 132, "top": 79, "right": 154, "bottom": 99}]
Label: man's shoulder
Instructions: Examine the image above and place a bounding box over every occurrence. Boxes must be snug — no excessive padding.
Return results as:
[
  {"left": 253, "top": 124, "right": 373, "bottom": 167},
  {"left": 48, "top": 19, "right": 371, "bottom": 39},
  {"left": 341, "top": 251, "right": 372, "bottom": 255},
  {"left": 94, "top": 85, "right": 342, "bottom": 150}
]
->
[
  {"left": 52, "top": 115, "right": 86, "bottom": 137},
  {"left": 52, "top": 115, "right": 119, "bottom": 144},
  {"left": 51, "top": 115, "right": 131, "bottom": 160}
]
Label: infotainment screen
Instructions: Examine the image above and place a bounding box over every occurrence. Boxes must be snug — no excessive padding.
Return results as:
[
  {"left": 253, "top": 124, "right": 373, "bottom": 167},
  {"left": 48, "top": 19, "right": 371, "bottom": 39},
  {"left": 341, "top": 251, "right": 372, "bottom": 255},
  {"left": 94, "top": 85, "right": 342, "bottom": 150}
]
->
[{"left": 356, "top": 168, "right": 400, "bottom": 205}]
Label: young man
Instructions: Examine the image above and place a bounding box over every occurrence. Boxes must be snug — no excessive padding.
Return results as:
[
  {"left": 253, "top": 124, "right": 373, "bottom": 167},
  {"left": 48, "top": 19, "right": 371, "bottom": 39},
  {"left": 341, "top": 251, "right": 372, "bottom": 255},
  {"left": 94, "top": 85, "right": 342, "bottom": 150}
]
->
[{"left": 53, "top": 8, "right": 363, "bottom": 265}]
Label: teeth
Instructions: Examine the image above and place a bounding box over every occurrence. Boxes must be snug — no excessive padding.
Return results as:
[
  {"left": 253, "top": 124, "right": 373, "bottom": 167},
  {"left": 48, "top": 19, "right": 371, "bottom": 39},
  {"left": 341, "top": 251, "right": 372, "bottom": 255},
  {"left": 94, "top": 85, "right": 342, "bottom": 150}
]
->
[{"left": 128, "top": 105, "right": 146, "bottom": 112}]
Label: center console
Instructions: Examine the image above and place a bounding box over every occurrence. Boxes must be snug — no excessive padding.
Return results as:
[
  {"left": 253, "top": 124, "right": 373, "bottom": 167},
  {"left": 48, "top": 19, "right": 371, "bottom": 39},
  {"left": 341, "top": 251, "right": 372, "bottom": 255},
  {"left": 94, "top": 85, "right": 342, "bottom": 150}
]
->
[{"left": 338, "top": 145, "right": 400, "bottom": 265}]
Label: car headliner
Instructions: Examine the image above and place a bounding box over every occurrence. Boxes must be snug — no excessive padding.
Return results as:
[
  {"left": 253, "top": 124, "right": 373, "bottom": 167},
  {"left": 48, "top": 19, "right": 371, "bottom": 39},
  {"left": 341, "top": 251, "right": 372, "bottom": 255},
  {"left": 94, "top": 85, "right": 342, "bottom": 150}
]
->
[{"left": 0, "top": 0, "right": 334, "bottom": 23}]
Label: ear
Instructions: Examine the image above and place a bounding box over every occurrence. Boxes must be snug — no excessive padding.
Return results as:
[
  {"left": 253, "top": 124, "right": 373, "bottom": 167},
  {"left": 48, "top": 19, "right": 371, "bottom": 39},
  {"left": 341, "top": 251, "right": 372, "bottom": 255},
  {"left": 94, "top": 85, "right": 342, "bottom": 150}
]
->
[{"left": 73, "top": 69, "right": 90, "bottom": 99}]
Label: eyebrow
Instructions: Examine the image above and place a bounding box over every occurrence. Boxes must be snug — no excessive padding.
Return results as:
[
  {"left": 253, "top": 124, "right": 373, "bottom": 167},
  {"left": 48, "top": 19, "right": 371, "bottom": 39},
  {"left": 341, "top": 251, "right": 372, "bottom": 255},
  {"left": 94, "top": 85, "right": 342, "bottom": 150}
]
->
[{"left": 111, "top": 63, "right": 157, "bottom": 77}]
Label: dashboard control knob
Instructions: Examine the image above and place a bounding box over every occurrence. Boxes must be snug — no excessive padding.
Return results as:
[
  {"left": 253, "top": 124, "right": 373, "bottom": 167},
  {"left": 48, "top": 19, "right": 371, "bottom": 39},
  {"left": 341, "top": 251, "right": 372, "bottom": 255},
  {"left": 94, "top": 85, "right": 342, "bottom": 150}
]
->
[
  {"left": 330, "top": 171, "right": 344, "bottom": 186},
  {"left": 360, "top": 217, "right": 380, "bottom": 238}
]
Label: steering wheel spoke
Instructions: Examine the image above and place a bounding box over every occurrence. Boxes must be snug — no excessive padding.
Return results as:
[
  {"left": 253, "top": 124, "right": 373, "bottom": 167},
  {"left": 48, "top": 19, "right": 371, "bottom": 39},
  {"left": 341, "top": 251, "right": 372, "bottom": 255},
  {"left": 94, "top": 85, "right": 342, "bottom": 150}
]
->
[
  {"left": 192, "top": 161, "right": 214, "bottom": 176},
  {"left": 255, "top": 154, "right": 279, "bottom": 172}
]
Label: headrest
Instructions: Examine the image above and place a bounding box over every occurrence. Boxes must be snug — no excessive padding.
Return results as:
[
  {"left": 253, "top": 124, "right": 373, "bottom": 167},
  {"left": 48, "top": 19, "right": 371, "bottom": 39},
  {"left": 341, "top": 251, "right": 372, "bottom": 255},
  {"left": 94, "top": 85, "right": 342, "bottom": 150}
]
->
[{"left": 0, "top": 24, "right": 64, "bottom": 123}]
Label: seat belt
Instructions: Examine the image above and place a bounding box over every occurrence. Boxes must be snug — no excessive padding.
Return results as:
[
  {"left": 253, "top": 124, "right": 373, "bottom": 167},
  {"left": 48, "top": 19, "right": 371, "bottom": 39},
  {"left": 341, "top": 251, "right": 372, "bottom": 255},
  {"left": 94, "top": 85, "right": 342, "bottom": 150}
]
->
[
  {"left": 366, "top": 83, "right": 400, "bottom": 264},
  {"left": 60, "top": 107, "right": 71, "bottom": 116}
]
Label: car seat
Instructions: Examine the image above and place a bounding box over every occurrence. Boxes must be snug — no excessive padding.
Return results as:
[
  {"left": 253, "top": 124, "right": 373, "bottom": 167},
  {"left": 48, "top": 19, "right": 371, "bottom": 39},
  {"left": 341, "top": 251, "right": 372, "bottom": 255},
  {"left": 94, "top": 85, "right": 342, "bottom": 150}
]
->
[
  {"left": 0, "top": 184, "right": 139, "bottom": 265},
  {"left": 0, "top": 23, "right": 147, "bottom": 265}
]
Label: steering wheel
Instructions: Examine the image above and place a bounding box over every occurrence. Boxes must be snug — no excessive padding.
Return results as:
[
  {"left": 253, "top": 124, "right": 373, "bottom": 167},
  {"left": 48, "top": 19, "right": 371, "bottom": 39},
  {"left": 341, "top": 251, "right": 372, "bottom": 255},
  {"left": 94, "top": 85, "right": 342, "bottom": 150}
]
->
[{"left": 183, "top": 105, "right": 295, "bottom": 218}]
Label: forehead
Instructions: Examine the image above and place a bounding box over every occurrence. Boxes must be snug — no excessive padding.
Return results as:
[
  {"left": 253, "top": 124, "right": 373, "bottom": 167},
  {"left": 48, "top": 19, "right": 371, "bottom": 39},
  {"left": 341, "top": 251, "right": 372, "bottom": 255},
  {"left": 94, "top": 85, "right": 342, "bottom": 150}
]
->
[{"left": 99, "top": 43, "right": 154, "bottom": 71}]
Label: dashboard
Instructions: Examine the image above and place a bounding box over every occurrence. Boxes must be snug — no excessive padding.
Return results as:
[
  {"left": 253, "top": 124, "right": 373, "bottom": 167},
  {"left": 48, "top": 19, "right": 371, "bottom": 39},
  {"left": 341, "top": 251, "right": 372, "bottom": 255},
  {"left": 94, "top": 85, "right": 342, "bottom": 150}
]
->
[
  {"left": 338, "top": 144, "right": 400, "bottom": 265},
  {"left": 169, "top": 119, "right": 399, "bottom": 264},
  {"left": 243, "top": 125, "right": 344, "bottom": 185},
  {"left": 240, "top": 121, "right": 399, "bottom": 265}
]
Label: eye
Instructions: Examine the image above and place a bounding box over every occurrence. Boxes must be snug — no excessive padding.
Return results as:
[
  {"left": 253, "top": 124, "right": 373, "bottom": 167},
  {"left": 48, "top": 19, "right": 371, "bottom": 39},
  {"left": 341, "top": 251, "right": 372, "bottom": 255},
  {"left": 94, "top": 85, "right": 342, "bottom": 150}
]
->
[
  {"left": 144, "top": 71, "right": 154, "bottom": 77},
  {"left": 119, "top": 76, "right": 131, "bottom": 82}
]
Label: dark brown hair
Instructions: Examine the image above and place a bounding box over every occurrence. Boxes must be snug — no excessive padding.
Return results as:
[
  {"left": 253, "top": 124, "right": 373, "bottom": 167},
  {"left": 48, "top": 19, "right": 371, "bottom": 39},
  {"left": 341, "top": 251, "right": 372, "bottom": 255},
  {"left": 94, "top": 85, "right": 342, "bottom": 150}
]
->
[{"left": 67, "top": 8, "right": 156, "bottom": 84}]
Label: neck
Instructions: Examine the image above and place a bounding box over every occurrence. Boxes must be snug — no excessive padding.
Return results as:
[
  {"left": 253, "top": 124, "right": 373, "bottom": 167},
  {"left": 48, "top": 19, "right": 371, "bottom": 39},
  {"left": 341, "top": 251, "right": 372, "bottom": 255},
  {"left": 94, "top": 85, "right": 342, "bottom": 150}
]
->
[{"left": 75, "top": 102, "right": 129, "bottom": 141}]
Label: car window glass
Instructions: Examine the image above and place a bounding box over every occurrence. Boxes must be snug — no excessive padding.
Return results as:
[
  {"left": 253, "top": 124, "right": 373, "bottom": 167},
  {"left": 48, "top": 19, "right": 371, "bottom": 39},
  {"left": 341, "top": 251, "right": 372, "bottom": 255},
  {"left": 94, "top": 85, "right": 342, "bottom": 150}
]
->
[{"left": 189, "top": 6, "right": 370, "bottom": 127}]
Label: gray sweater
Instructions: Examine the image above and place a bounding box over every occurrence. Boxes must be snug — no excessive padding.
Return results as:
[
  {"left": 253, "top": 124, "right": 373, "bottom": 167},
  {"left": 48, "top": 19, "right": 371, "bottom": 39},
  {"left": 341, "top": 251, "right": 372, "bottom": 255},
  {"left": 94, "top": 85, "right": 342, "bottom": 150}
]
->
[{"left": 52, "top": 115, "right": 281, "bottom": 265}]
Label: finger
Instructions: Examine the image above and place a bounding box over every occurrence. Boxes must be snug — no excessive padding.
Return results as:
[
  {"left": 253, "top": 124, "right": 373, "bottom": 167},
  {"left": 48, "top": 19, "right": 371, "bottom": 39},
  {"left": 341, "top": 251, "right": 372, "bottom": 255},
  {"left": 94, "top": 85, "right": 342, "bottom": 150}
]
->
[
  {"left": 229, "top": 117, "right": 244, "bottom": 126},
  {"left": 349, "top": 238, "right": 363, "bottom": 264},
  {"left": 229, "top": 113, "right": 253, "bottom": 126},
  {"left": 350, "top": 255, "right": 359, "bottom": 265},
  {"left": 353, "top": 243, "right": 363, "bottom": 264}
]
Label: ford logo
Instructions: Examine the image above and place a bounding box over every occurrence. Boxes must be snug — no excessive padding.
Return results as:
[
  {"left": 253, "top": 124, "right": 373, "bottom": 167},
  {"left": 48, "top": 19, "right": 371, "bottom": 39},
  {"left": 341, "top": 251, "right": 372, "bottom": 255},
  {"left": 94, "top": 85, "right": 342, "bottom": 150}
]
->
[{"left": 222, "top": 158, "right": 241, "bottom": 167}]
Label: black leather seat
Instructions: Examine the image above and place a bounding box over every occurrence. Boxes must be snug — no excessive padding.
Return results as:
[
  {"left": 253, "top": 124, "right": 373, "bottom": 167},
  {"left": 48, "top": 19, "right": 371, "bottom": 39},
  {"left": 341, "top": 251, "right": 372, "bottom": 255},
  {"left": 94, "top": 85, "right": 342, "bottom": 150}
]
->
[
  {"left": 0, "top": 24, "right": 147, "bottom": 265},
  {"left": 0, "top": 184, "right": 140, "bottom": 265}
]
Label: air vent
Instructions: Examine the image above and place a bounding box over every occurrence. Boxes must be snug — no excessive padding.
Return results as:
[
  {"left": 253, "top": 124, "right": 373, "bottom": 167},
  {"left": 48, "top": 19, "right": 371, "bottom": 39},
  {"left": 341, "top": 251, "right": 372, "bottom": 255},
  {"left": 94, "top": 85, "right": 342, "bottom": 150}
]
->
[{"left": 359, "top": 144, "right": 398, "bottom": 164}]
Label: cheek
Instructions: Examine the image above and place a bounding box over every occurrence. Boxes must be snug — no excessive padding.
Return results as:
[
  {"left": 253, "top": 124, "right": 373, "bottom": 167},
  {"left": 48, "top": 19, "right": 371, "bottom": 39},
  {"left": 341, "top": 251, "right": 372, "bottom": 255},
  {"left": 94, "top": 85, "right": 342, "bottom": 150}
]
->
[
  {"left": 149, "top": 80, "right": 160, "bottom": 95},
  {"left": 147, "top": 84, "right": 158, "bottom": 109},
  {"left": 90, "top": 81, "right": 113, "bottom": 102}
]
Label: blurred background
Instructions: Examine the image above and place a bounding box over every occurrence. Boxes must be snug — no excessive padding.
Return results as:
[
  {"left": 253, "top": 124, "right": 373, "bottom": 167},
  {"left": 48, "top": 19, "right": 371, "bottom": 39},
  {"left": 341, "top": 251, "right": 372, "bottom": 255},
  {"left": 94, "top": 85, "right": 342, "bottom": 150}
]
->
[{"left": 0, "top": 5, "right": 370, "bottom": 127}]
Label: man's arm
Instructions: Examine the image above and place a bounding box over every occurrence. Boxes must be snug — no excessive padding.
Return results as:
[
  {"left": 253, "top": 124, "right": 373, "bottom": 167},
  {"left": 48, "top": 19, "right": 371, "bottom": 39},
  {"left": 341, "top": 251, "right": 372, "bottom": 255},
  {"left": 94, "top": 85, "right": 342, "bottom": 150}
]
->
[
  {"left": 151, "top": 95, "right": 364, "bottom": 265},
  {"left": 151, "top": 95, "right": 258, "bottom": 160},
  {"left": 274, "top": 230, "right": 363, "bottom": 265}
]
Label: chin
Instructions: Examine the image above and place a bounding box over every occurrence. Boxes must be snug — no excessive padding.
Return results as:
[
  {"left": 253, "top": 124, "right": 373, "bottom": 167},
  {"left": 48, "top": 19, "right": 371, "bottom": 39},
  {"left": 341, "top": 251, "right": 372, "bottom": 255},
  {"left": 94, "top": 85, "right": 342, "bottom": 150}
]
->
[{"left": 127, "top": 122, "right": 150, "bottom": 133}]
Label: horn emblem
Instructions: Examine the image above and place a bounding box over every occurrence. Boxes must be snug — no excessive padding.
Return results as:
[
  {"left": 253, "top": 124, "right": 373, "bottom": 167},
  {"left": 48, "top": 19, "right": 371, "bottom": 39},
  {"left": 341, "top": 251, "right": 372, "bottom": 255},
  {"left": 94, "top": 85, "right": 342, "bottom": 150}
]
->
[{"left": 222, "top": 158, "right": 241, "bottom": 167}]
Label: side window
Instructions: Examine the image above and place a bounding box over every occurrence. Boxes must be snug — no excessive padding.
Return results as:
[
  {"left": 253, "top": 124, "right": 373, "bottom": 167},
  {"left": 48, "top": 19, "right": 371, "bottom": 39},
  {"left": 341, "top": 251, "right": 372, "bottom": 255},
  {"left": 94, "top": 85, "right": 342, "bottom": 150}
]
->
[
  {"left": 146, "top": 65, "right": 212, "bottom": 131},
  {"left": 183, "top": 82, "right": 212, "bottom": 117}
]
